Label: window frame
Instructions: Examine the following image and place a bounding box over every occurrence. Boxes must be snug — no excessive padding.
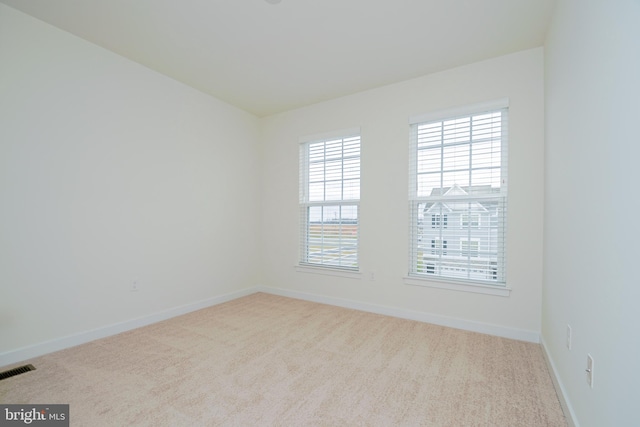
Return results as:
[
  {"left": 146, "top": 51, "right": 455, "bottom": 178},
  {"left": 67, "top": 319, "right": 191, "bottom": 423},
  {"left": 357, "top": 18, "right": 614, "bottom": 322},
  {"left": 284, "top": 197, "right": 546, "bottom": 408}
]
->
[
  {"left": 298, "top": 128, "right": 361, "bottom": 273},
  {"left": 407, "top": 100, "right": 509, "bottom": 292}
]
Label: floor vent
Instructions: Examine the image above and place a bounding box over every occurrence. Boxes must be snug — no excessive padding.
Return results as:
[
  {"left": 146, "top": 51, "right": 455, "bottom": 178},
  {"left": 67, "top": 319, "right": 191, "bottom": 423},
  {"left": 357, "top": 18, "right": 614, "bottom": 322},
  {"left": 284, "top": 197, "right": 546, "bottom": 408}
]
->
[{"left": 0, "top": 364, "right": 36, "bottom": 381}]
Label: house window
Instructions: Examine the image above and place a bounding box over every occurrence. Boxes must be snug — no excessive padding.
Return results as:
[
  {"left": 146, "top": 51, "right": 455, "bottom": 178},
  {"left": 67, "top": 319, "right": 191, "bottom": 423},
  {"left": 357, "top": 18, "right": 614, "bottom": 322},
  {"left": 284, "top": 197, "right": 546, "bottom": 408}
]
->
[
  {"left": 299, "top": 130, "right": 360, "bottom": 270},
  {"left": 431, "top": 239, "right": 448, "bottom": 255},
  {"left": 461, "top": 213, "right": 480, "bottom": 228},
  {"left": 431, "top": 214, "right": 448, "bottom": 228},
  {"left": 460, "top": 239, "right": 479, "bottom": 257},
  {"left": 409, "top": 101, "right": 508, "bottom": 285}
]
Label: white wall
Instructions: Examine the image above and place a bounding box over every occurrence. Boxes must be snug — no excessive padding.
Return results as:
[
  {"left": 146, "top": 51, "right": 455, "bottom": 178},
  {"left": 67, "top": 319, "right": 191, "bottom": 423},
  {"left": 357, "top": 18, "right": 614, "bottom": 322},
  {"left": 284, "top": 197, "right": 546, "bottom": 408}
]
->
[
  {"left": 4, "top": 1, "right": 638, "bottom": 423},
  {"left": 260, "top": 48, "right": 545, "bottom": 339},
  {"left": 543, "top": 1, "right": 640, "bottom": 425},
  {"left": 0, "top": 5, "right": 261, "bottom": 358}
]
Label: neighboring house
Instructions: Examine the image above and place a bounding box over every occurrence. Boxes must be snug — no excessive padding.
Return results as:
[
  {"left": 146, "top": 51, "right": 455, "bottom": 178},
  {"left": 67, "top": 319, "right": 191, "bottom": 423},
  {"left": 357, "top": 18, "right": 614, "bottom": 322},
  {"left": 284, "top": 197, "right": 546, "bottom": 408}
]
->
[{"left": 418, "top": 184, "right": 503, "bottom": 281}]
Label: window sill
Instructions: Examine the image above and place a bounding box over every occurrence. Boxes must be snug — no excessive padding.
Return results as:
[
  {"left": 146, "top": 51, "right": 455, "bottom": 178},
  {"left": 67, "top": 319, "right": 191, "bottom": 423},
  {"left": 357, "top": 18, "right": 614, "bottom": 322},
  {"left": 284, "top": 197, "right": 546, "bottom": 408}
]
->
[
  {"left": 403, "top": 275, "right": 511, "bottom": 297},
  {"left": 295, "top": 265, "right": 362, "bottom": 280}
]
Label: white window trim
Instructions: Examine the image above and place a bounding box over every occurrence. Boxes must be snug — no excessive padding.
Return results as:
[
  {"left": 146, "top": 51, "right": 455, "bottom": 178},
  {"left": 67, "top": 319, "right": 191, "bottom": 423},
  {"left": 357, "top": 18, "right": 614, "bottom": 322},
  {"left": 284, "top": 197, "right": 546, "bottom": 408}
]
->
[
  {"left": 299, "top": 127, "right": 361, "bottom": 145},
  {"left": 403, "top": 275, "right": 511, "bottom": 296},
  {"left": 295, "top": 264, "right": 363, "bottom": 279},
  {"left": 408, "top": 99, "right": 509, "bottom": 292},
  {"left": 299, "top": 128, "right": 361, "bottom": 271},
  {"left": 409, "top": 99, "right": 509, "bottom": 125}
]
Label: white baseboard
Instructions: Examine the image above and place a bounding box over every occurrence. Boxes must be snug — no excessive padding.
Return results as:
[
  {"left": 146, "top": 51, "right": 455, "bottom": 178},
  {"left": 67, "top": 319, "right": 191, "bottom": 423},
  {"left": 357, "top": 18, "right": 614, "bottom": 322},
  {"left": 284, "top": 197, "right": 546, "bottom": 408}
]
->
[
  {"left": 0, "top": 287, "right": 256, "bottom": 368},
  {"left": 1, "top": 285, "right": 541, "bottom": 369},
  {"left": 540, "top": 336, "right": 579, "bottom": 427},
  {"left": 256, "top": 286, "right": 540, "bottom": 343}
]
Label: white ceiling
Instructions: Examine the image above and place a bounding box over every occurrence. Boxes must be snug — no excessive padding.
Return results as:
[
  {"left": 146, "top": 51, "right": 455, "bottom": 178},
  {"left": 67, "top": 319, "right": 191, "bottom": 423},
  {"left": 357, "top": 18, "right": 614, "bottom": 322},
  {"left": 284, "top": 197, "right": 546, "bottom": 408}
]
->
[{"left": 1, "top": 0, "right": 556, "bottom": 117}]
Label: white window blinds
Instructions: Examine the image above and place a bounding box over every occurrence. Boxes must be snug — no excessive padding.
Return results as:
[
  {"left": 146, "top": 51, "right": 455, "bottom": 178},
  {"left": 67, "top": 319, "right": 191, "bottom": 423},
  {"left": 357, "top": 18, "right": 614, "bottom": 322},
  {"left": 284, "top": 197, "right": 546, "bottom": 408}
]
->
[
  {"left": 299, "top": 131, "right": 360, "bottom": 270},
  {"left": 409, "top": 102, "right": 508, "bottom": 285}
]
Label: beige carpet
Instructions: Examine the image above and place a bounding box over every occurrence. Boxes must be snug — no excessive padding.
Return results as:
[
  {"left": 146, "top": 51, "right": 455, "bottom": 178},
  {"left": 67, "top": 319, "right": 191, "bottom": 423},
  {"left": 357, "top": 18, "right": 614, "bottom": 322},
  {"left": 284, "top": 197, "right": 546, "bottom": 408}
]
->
[{"left": 0, "top": 292, "right": 566, "bottom": 426}]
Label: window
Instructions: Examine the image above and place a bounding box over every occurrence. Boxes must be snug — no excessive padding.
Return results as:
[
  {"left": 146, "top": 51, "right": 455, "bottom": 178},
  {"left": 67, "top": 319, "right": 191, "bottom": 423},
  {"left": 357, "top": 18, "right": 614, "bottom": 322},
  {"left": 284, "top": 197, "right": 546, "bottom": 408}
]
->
[
  {"left": 431, "top": 214, "right": 448, "bottom": 229},
  {"left": 431, "top": 239, "right": 448, "bottom": 255},
  {"left": 460, "top": 239, "right": 479, "bottom": 257},
  {"left": 409, "top": 101, "right": 508, "bottom": 285},
  {"left": 299, "top": 130, "right": 360, "bottom": 270},
  {"left": 461, "top": 213, "right": 480, "bottom": 228}
]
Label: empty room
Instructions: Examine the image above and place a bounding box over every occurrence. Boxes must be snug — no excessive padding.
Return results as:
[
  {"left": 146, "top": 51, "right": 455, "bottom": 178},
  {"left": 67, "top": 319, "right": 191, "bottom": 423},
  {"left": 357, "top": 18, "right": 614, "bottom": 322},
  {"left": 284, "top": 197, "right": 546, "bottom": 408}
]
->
[{"left": 0, "top": 1, "right": 638, "bottom": 426}]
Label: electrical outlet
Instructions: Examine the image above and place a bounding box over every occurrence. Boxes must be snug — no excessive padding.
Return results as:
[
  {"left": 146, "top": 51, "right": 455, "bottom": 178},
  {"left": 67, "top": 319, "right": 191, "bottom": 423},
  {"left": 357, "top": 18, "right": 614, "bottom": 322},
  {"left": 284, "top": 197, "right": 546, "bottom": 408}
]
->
[
  {"left": 370, "top": 272, "right": 375, "bottom": 281},
  {"left": 586, "top": 354, "right": 594, "bottom": 388},
  {"left": 130, "top": 280, "right": 139, "bottom": 292},
  {"left": 566, "top": 325, "right": 572, "bottom": 350}
]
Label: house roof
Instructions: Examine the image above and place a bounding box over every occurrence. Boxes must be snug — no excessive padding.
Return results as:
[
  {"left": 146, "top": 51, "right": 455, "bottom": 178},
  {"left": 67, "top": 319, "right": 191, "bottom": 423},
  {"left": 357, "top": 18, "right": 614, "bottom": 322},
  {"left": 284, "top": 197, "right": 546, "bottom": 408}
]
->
[
  {"left": 429, "top": 185, "right": 500, "bottom": 197},
  {"left": 424, "top": 184, "right": 499, "bottom": 214}
]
